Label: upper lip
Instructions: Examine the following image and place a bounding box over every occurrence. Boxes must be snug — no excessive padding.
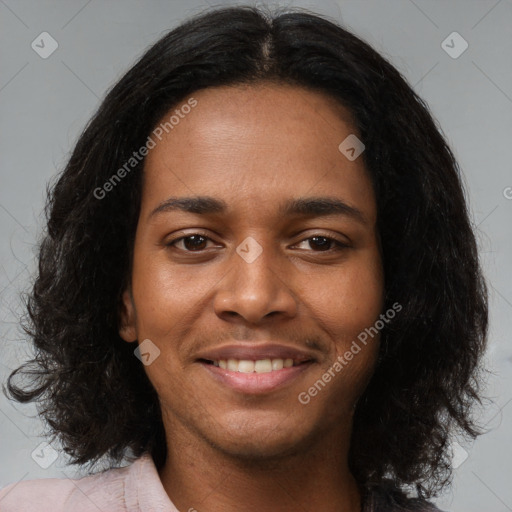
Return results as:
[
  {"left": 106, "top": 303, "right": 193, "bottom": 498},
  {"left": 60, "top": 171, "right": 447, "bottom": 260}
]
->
[{"left": 196, "top": 343, "right": 317, "bottom": 363}]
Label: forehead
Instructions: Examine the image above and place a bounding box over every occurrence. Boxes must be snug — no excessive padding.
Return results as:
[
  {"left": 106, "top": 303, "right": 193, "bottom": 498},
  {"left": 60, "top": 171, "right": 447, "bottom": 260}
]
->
[{"left": 141, "top": 83, "right": 375, "bottom": 223}]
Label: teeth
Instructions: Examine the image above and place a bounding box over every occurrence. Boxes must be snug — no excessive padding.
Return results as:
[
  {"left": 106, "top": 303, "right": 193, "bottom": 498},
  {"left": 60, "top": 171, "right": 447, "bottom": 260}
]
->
[
  {"left": 212, "top": 358, "right": 298, "bottom": 373},
  {"left": 227, "top": 358, "right": 239, "bottom": 371},
  {"left": 238, "top": 360, "right": 255, "bottom": 373},
  {"left": 254, "top": 359, "right": 272, "bottom": 373},
  {"left": 272, "top": 359, "right": 283, "bottom": 370}
]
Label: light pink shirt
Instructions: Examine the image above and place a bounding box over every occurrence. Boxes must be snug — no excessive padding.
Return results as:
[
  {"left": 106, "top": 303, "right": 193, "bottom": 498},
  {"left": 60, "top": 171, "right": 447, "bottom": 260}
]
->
[{"left": 0, "top": 452, "right": 180, "bottom": 512}]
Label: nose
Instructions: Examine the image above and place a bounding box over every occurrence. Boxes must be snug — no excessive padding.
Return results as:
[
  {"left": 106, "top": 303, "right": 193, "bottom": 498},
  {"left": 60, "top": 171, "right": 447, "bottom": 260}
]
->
[{"left": 213, "top": 239, "right": 298, "bottom": 325}]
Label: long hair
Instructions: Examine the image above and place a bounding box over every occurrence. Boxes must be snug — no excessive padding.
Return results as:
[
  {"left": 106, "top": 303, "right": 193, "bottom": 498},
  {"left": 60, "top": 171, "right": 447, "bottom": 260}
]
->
[{"left": 4, "top": 5, "right": 488, "bottom": 498}]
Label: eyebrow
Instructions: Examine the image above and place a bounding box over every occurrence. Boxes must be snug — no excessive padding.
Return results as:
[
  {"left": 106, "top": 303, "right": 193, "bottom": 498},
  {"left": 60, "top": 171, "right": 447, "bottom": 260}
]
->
[{"left": 149, "top": 195, "right": 367, "bottom": 224}]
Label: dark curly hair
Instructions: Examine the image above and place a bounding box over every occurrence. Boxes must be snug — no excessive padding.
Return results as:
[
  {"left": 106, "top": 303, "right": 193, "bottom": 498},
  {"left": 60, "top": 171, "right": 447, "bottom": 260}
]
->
[{"left": 4, "top": 4, "right": 488, "bottom": 499}]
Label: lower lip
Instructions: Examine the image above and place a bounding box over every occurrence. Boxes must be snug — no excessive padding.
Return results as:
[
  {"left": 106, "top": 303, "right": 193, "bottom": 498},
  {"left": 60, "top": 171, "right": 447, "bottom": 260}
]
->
[{"left": 199, "top": 361, "right": 314, "bottom": 394}]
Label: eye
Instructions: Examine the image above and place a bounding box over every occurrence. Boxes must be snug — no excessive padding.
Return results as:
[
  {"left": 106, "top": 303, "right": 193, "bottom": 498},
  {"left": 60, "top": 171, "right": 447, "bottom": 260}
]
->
[
  {"left": 166, "top": 233, "right": 217, "bottom": 252},
  {"left": 293, "top": 235, "right": 349, "bottom": 252}
]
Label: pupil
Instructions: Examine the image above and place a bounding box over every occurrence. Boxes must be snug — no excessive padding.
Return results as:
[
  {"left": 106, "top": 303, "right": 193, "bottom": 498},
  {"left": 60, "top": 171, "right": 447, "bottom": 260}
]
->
[
  {"left": 185, "top": 235, "right": 206, "bottom": 251},
  {"left": 310, "top": 236, "right": 330, "bottom": 251}
]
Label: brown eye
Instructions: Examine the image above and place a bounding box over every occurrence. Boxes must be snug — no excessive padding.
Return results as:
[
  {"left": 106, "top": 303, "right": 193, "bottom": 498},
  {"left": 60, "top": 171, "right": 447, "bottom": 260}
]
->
[
  {"left": 295, "top": 235, "right": 349, "bottom": 252},
  {"left": 168, "top": 234, "right": 213, "bottom": 251},
  {"left": 308, "top": 236, "right": 333, "bottom": 251}
]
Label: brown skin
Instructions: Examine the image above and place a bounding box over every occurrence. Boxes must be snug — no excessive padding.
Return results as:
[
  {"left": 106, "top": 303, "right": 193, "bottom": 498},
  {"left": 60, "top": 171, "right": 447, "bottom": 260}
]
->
[{"left": 119, "top": 82, "right": 384, "bottom": 512}]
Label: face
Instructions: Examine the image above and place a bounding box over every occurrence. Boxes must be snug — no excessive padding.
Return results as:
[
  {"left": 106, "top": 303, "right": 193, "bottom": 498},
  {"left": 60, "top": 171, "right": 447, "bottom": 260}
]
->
[{"left": 119, "top": 82, "right": 384, "bottom": 460}]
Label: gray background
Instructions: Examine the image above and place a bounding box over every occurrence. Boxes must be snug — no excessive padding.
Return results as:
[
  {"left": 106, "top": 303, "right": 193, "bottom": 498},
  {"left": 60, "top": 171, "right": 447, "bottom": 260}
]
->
[{"left": 0, "top": 1, "right": 511, "bottom": 511}]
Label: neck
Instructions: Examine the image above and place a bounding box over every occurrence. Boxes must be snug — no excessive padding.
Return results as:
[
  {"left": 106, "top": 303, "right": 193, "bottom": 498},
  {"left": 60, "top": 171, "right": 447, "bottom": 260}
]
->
[{"left": 158, "top": 416, "right": 362, "bottom": 512}]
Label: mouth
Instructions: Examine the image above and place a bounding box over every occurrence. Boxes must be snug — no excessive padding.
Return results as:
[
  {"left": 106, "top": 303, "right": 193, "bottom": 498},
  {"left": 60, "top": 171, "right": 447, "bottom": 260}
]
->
[
  {"left": 199, "top": 357, "right": 310, "bottom": 373},
  {"left": 197, "top": 356, "right": 315, "bottom": 394},
  {"left": 195, "top": 343, "right": 318, "bottom": 394}
]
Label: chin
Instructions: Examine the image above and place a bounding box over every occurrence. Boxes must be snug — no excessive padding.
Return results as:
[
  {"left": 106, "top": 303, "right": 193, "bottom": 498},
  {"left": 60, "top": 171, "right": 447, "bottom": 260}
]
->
[
  {"left": 214, "top": 437, "right": 305, "bottom": 464},
  {"left": 206, "top": 414, "right": 319, "bottom": 462}
]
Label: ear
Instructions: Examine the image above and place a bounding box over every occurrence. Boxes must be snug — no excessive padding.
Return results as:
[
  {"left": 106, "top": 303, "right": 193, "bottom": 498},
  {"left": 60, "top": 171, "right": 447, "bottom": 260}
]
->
[{"left": 119, "top": 288, "right": 137, "bottom": 342}]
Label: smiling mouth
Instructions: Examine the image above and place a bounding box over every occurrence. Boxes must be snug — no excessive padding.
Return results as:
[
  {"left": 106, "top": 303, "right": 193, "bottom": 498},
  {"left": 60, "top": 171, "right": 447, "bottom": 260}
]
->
[{"left": 199, "top": 358, "right": 311, "bottom": 374}]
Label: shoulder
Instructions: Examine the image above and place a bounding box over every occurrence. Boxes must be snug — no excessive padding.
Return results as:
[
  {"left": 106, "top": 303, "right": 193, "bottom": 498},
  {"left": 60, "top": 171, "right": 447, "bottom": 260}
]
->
[
  {"left": 0, "top": 454, "right": 145, "bottom": 512},
  {"left": 0, "top": 477, "right": 77, "bottom": 512},
  {"left": 363, "top": 481, "right": 448, "bottom": 512}
]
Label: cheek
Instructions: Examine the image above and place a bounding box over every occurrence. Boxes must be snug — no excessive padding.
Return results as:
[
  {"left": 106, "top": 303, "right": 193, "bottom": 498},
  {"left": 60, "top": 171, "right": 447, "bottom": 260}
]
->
[
  {"left": 302, "top": 248, "right": 383, "bottom": 401},
  {"left": 308, "top": 249, "right": 384, "bottom": 343},
  {"left": 130, "top": 254, "right": 196, "bottom": 334}
]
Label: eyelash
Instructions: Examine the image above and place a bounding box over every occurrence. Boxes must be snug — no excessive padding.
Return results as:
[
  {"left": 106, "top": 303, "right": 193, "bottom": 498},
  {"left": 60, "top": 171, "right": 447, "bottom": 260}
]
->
[{"left": 166, "top": 232, "right": 349, "bottom": 253}]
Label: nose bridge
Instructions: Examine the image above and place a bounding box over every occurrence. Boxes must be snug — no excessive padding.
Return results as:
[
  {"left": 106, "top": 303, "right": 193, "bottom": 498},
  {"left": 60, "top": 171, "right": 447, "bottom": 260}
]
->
[
  {"left": 213, "top": 234, "right": 296, "bottom": 322},
  {"left": 234, "top": 235, "right": 276, "bottom": 286}
]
